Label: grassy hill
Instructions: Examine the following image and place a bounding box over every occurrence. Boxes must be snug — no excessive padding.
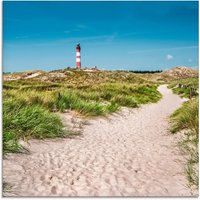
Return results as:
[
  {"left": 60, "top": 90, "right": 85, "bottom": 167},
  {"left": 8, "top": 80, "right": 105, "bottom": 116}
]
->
[
  {"left": 3, "top": 69, "right": 162, "bottom": 114},
  {"left": 3, "top": 67, "right": 198, "bottom": 154},
  {"left": 3, "top": 69, "right": 163, "bottom": 153}
]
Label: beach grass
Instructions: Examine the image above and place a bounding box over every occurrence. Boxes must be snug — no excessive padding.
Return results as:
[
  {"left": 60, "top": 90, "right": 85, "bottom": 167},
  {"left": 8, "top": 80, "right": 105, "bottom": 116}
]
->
[
  {"left": 3, "top": 70, "right": 162, "bottom": 153},
  {"left": 3, "top": 98, "right": 68, "bottom": 153},
  {"left": 170, "top": 98, "right": 199, "bottom": 188},
  {"left": 168, "top": 77, "right": 198, "bottom": 98}
]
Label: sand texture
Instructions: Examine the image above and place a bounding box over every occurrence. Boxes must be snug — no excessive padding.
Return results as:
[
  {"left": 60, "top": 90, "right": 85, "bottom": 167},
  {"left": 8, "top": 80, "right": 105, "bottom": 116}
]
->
[{"left": 3, "top": 85, "right": 196, "bottom": 197}]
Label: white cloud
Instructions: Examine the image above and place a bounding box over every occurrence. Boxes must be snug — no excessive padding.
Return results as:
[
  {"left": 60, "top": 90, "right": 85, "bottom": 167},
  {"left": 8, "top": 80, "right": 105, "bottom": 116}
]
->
[
  {"left": 188, "top": 58, "right": 193, "bottom": 62},
  {"left": 166, "top": 54, "right": 173, "bottom": 60}
]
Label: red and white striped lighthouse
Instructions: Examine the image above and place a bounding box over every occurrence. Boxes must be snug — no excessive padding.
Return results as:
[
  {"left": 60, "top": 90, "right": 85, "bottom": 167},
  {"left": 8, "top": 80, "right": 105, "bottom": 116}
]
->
[{"left": 76, "top": 43, "right": 81, "bottom": 68}]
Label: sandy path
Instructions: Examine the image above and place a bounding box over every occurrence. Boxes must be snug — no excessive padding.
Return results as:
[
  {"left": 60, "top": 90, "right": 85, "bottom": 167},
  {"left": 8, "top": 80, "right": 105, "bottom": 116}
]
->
[{"left": 3, "top": 85, "right": 194, "bottom": 196}]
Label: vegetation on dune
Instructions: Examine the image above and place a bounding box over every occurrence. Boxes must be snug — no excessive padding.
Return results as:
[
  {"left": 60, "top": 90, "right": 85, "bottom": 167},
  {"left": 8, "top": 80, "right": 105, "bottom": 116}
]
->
[
  {"left": 3, "top": 82, "right": 161, "bottom": 115},
  {"left": 3, "top": 98, "right": 68, "bottom": 154},
  {"left": 169, "top": 76, "right": 199, "bottom": 189},
  {"left": 171, "top": 98, "right": 198, "bottom": 135},
  {"left": 3, "top": 70, "right": 162, "bottom": 154},
  {"left": 168, "top": 77, "right": 198, "bottom": 98},
  {"left": 169, "top": 77, "right": 198, "bottom": 89},
  {"left": 170, "top": 98, "right": 199, "bottom": 189},
  {"left": 27, "top": 69, "right": 155, "bottom": 86}
]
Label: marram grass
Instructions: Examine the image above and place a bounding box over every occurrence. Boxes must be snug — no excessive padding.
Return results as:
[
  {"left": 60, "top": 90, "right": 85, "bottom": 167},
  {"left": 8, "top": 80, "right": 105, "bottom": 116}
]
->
[
  {"left": 3, "top": 98, "right": 68, "bottom": 153},
  {"left": 3, "top": 72, "right": 162, "bottom": 154},
  {"left": 170, "top": 98, "right": 199, "bottom": 188}
]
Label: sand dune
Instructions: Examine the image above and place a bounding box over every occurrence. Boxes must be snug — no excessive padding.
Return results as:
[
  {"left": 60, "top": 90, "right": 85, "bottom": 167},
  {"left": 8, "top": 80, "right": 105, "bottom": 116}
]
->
[{"left": 3, "top": 85, "right": 195, "bottom": 197}]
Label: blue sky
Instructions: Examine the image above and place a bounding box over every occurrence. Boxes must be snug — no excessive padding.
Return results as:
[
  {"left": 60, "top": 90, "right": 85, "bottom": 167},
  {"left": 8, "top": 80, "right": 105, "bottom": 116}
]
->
[{"left": 3, "top": 1, "right": 198, "bottom": 72}]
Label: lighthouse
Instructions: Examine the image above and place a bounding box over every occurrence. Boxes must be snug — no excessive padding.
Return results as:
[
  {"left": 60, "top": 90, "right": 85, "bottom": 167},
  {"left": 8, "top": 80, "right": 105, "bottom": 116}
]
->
[{"left": 76, "top": 43, "right": 81, "bottom": 68}]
